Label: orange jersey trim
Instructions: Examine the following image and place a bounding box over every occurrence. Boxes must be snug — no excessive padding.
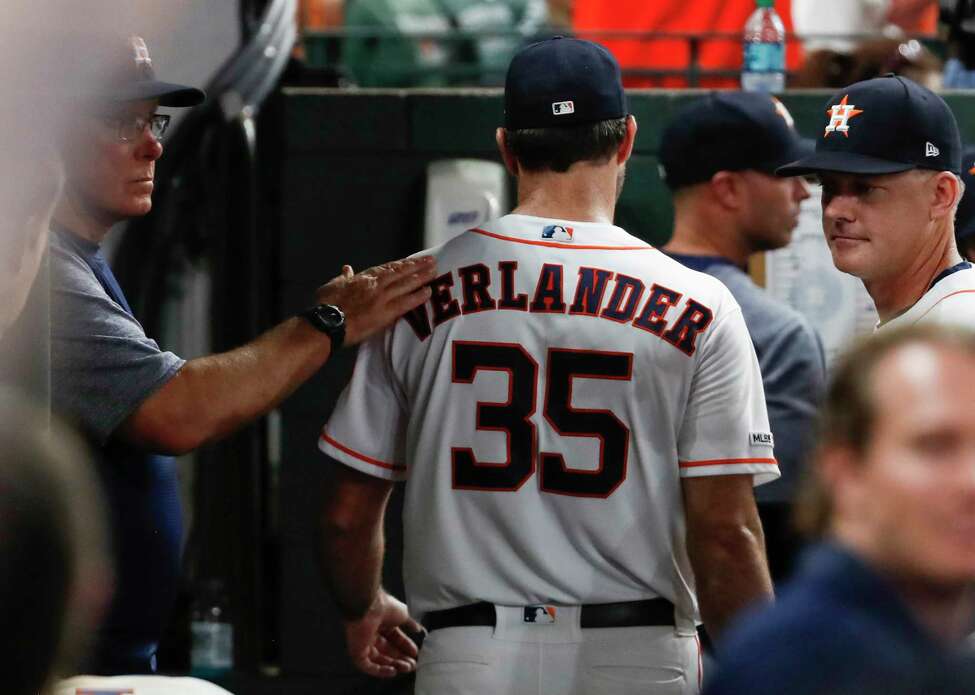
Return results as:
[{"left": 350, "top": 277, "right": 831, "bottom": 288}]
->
[
  {"left": 912, "top": 289, "right": 975, "bottom": 324},
  {"left": 679, "top": 457, "right": 778, "bottom": 469},
  {"left": 320, "top": 432, "right": 406, "bottom": 472},
  {"left": 471, "top": 227, "right": 654, "bottom": 251}
]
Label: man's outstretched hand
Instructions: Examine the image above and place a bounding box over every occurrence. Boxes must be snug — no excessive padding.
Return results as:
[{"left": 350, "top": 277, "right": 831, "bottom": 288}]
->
[{"left": 316, "top": 256, "right": 436, "bottom": 346}]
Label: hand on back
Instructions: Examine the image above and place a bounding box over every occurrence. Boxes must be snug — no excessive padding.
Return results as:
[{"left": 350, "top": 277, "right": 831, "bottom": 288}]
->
[{"left": 316, "top": 256, "right": 436, "bottom": 345}]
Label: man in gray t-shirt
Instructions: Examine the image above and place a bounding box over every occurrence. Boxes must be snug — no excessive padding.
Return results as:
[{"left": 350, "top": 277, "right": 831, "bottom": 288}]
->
[
  {"left": 50, "top": 34, "right": 434, "bottom": 676},
  {"left": 659, "top": 92, "right": 827, "bottom": 582}
]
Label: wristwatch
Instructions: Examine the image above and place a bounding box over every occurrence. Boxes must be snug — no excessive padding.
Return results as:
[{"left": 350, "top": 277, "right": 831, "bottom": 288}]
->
[{"left": 299, "top": 304, "right": 346, "bottom": 351}]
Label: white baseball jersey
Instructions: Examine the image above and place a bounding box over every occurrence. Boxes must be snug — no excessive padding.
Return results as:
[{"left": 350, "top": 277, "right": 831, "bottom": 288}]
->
[
  {"left": 880, "top": 264, "right": 975, "bottom": 331},
  {"left": 320, "top": 214, "right": 778, "bottom": 627}
]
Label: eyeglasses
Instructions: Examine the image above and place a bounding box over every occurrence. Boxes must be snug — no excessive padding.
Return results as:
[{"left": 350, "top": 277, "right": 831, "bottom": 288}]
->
[{"left": 96, "top": 113, "right": 171, "bottom": 143}]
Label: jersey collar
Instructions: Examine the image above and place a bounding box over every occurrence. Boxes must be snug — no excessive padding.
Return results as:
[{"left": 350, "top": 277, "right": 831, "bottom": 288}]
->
[
  {"left": 928, "top": 261, "right": 972, "bottom": 292},
  {"left": 485, "top": 214, "right": 649, "bottom": 249}
]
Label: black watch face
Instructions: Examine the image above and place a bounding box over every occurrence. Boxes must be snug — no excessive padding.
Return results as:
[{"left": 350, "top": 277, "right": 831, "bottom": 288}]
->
[{"left": 316, "top": 305, "right": 344, "bottom": 328}]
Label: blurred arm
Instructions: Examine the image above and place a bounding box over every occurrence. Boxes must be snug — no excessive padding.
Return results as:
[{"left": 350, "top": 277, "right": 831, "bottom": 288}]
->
[
  {"left": 319, "top": 463, "right": 420, "bottom": 679},
  {"left": 319, "top": 463, "right": 394, "bottom": 618},
  {"left": 682, "top": 474, "right": 774, "bottom": 642}
]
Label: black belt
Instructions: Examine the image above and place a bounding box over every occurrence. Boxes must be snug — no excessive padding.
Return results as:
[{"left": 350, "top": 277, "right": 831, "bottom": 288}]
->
[{"left": 423, "top": 598, "right": 675, "bottom": 632}]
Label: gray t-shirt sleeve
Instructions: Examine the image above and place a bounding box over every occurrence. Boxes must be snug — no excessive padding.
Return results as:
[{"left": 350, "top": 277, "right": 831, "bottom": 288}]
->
[
  {"left": 50, "top": 243, "right": 184, "bottom": 444},
  {"left": 757, "top": 317, "right": 826, "bottom": 499}
]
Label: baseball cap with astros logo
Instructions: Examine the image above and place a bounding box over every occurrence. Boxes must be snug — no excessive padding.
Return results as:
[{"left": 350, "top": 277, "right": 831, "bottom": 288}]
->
[
  {"left": 657, "top": 91, "right": 814, "bottom": 190},
  {"left": 776, "top": 74, "right": 961, "bottom": 177},
  {"left": 504, "top": 36, "right": 627, "bottom": 130}
]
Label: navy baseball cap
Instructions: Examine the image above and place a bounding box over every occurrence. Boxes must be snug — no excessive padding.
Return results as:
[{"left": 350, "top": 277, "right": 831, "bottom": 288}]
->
[
  {"left": 955, "top": 146, "right": 975, "bottom": 242},
  {"left": 504, "top": 37, "right": 627, "bottom": 130},
  {"left": 777, "top": 75, "right": 961, "bottom": 177},
  {"left": 57, "top": 34, "right": 205, "bottom": 108},
  {"left": 658, "top": 92, "right": 813, "bottom": 190},
  {"left": 99, "top": 36, "right": 205, "bottom": 107}
]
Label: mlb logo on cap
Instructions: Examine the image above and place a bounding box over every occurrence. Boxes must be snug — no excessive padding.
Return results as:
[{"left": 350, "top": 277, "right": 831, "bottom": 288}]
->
[
  {"left": 552, "top": 100, "right": 575, "bottom": 116},
  {"left": 504, "top": 37, "right": 627, "bottom": 130}
]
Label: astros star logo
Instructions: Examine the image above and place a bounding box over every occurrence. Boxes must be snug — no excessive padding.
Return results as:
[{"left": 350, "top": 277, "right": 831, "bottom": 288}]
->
[
  {"left": 771, "top": 96, "right": 795, "bottom": 129},
  {"left": 824, "top": 95, "right": 863, "bottom": 138}
]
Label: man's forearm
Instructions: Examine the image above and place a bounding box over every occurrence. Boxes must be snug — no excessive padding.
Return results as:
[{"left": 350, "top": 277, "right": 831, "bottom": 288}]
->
[
  {"left": 179, "top": 317, "right": 332, "bottom": 444},
  {"left": 118, "top": 255, "right": 436, "bottom": 455},
  {"left": 122, "top": 316, "right": 332, "bottom": 454},
  {"left": 321, "top": 505, "right": 386, "bottom": 619},
  {"left": 689, "top": 522, "right": 773, "bottom": 641}
]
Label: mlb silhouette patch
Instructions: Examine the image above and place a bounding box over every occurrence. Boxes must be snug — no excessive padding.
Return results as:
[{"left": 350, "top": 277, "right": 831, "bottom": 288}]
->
[
  {"left": 824, "top": 95, "right": 863, "bottom": 138},
  {"left": 524, "top": 605, "right": 557, "bottom": 624},
  {"left": 552, "top": 100, "right": 575, "bottom": 116},
  {"left": 542, "top": 225, "right": 574, "bottom": 242}
]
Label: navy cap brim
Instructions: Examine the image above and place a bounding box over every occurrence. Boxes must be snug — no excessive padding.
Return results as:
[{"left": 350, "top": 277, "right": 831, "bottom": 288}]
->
[
  {"left": 783, "top": 137, "right": 815, "bottom": 169},
  {"left": 795, "top": 137, "right": 815, "bottom": 160},
  {"left": 104, "top": 80, "right": 206, "bottom": 107},
  {"left": 751, "top": 137, "right": 815, "bottom": 176},
  {"left": 776, "top": 150, "right": 915, "bottom": 177}
]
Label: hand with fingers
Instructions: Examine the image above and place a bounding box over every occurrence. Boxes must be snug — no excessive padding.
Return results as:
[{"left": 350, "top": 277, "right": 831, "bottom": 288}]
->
[
  {"left": 345, "top": 589, "right": 424, "bottom": 679},
  {"left": 315, "top": 256, "right": 436, "bottom": 346}
]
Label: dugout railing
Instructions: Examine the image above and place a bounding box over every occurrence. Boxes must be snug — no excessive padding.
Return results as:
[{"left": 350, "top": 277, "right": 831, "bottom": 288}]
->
[{"left": 301, "top": 28, "right": 946, "bottom": 87}]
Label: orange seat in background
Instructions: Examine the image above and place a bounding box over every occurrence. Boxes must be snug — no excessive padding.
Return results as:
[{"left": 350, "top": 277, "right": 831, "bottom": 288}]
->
[
  {"left": 900, "top": 4, "right": 938, "bottom": 36},
  {"left": 572, "top": 0, "right": 802, "bottom": 89}
]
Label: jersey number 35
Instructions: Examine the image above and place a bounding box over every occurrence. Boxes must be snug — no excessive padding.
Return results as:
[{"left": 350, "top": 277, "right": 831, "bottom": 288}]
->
[{"left": 451, "top": 340, "right": 632, "bottom": 499}]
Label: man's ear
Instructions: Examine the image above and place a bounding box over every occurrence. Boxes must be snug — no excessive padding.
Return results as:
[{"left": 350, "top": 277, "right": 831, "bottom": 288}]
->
[
  {"left": 496, "top": 127, "right": 519, "bottom": 176},
  {"left": 708, "top": 170, "right": 745, "bottom": 211},
  {"left": 931, "top": 170, "right": 962, "bottom": 222},
  {"left": 618, "top": 115, "right": 637, "bottom": 165}
]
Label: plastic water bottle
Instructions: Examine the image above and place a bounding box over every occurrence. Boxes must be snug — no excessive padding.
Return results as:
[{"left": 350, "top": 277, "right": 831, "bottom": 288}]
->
[
  {"left": 190, "top": 580, "right": 233, "bottom": 678},
  {"left": 742, "top": 0, "right": 786, "bottom": 93}
]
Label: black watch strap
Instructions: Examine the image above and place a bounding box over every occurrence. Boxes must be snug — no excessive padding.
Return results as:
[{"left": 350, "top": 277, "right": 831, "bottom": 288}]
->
[{"left": 299, "top": 304, "right": 346, "bottom": 351}]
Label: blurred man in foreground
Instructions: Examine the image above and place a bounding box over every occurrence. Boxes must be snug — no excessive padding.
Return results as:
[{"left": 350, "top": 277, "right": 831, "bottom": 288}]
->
[
  {"left": 705, "top": 324, "right": 975, "bottom": 695},
  {"left": 0, "top": 394, "right": 110, "bottom": 695}
]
